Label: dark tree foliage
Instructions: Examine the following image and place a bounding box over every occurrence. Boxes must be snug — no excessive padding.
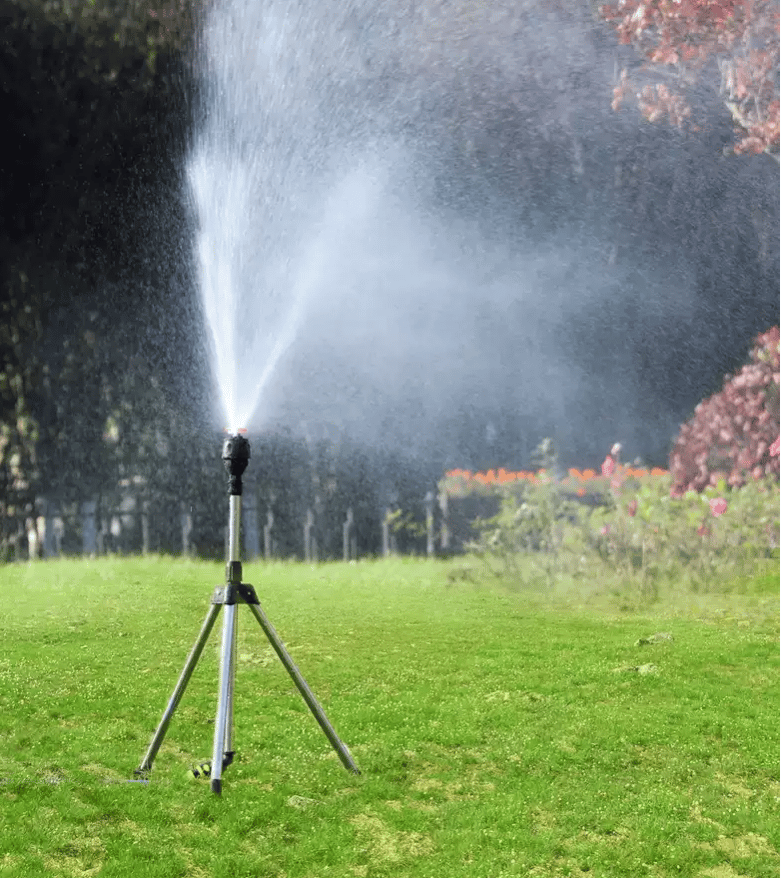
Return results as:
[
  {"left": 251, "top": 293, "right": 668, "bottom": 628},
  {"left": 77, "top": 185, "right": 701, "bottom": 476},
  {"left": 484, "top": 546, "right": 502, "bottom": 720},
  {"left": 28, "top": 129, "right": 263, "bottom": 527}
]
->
[{"left": 0, "top": 0, "right": 200, "bottom": 549}]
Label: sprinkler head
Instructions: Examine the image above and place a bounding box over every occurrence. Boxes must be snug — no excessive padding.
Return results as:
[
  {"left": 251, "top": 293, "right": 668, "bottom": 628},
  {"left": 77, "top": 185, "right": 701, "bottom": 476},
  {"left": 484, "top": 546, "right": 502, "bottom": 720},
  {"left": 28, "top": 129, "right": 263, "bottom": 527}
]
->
[{"left": 222, "top": 432, "right": 250, "bottom": 495}]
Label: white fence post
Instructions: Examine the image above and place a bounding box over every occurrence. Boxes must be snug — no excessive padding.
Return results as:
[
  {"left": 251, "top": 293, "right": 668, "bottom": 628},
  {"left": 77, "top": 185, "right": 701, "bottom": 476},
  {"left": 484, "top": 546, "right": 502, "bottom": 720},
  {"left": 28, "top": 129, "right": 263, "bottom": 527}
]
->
[
  {"left": 425, "top": 491, "right": 435, "bottom": 557},
  {"left": 304, "top": 508, "right": 315, "bottom": 563},
  {"left": 43, "top": 500, "right": 61, "bottom": 558},
  {"left": 438, "top": 491, "right": 450, "bottom": 552},
  {"left": 141, "top": 500, "right": 150, "bottom": 555},
  {"left": 81, "top": 500, "right": 98, "bottom": 557},
  {"left": 264, "top": 509, "right": 274, "bottom": 560},
  {"left": 181, "top": 502, "right": 193, "bottom": 557},
  {"left": 343, "top": 507, "right": 356, "bottom": 561}
]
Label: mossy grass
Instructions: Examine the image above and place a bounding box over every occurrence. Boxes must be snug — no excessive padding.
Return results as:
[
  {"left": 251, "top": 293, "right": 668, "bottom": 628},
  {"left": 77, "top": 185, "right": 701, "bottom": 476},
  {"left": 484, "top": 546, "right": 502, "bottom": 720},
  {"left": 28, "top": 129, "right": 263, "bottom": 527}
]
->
[{"left": 1, "top": 555, "right": 778, "bottom": 876}]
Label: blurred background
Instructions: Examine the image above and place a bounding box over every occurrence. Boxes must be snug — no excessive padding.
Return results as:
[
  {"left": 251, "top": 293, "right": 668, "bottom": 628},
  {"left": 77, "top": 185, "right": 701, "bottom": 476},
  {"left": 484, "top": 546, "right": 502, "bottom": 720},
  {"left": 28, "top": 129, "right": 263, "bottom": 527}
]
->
[{"left": 0, "top": 0, "right": 777, "bottom": 559}]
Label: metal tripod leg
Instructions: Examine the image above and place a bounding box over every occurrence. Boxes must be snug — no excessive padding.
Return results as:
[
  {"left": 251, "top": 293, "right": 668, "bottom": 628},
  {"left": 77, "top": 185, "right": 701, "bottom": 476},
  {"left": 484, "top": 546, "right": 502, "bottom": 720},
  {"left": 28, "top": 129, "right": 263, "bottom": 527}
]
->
[
  {"left": 226, "top": 601, "right": 238, "bottom": 755},
  {"left": 210, "top": 601, "right": 238, "bottom": 794},
  {"left": 137, "top": 580, "right": 359, "bottom": 792},
  {"left": 246, "top": 600, "right": 360, "bottom": 774},
  {"left": 136, "top": 601, "right": 222, "bottom": 775}
]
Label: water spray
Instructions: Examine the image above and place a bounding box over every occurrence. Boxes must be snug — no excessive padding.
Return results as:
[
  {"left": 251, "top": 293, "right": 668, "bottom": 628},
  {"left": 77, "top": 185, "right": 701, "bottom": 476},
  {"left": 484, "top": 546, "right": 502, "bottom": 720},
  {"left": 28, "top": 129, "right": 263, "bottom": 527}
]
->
[{"left": 136, "top": 431, "right": 359, "bottom": 795}]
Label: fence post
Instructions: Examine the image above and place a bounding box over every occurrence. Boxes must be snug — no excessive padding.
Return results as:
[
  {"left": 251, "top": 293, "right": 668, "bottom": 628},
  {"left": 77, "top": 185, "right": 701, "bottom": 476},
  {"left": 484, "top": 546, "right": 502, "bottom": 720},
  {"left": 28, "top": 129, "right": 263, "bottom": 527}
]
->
[
  {"left": 243, "top": 491, "right": 259, "bottom": 560},
  {"left": 304, "top": 508, "right": 315, "bottom": 563},
  {"left": 43, "top": 500, "right": 60, "bottom": 558},
  {"left": 264, "top": 509, "right": 274, "bottom": 560},
  {"left": 81, "top": 500, "right": 98, "bottom": 557},
  {"left": 108, "top": 513, "right": 121, "bottom": 553},
  {"left": 141, "top": 500, "right": 150, "bottom": 555},
  {"left": 97, "top": 509, "right": 108, "bottom": 555},
  {"left": 438, "top": 490, "right": 450, "bottom": 552},
  {"left": 381, "top": 508, "right": 390, "bottom": 557},
  {"left": 343, "top": 507, "right": 355, "bottom": 562},
  {"left": 425, "top": 491, "right": 435, "bottom": 557},
  {"left": 26, "top": 516, "right": 40, "bottom": 560},
  {"left": 181, "top": 502, "right": 193, "bottom": 557},
  {"left": 381, "top": 508, "right": 398, "bottom": 557}
]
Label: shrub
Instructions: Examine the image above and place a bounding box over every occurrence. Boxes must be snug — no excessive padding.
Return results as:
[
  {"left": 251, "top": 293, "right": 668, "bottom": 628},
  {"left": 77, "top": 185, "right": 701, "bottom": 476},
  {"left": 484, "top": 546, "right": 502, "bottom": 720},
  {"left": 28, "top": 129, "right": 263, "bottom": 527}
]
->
[
  {"left": 669, "top": 326, "right": 780, "bottom": 495},
  {"left": 467, "top": 441, "right": 779, "bottom": 600}
]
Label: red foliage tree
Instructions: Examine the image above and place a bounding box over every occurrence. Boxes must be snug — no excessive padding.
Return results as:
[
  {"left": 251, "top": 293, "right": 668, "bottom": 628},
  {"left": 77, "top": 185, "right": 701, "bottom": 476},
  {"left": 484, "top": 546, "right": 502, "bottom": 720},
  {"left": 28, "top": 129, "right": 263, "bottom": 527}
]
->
[
  {"left": 600, "top": 0, "right": 780, "bottom": 160},
  {"left": 669, "top": 326, "right": 780, "bottom": 494}
]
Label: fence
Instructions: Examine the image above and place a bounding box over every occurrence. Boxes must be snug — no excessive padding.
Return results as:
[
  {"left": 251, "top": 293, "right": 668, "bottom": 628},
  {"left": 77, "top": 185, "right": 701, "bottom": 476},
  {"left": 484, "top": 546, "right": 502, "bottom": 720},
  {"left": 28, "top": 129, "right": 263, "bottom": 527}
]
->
[{"left": 18, "top": 488, "right": 470, "bottom": 562}]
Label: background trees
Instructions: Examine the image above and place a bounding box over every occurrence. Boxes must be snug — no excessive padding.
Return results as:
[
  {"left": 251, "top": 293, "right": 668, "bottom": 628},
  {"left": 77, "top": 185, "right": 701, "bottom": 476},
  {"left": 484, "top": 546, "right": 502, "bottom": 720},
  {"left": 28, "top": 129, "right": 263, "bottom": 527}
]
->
[{"left": 600, "top": 0, "right": 779, "bottom": 159}]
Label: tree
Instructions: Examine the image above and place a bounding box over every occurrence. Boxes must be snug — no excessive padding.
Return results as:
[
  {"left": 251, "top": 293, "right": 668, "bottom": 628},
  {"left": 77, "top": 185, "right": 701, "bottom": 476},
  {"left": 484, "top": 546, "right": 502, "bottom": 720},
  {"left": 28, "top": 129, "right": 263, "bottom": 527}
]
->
[
  {"left": 0, "top": 0, "right": 200, "bottom": 552},
  {"left": 668, "top": 326, "right": 779, "bottom": 495},
  {"left": 600, "top": 0, "right": 780, "bottom": 160}
]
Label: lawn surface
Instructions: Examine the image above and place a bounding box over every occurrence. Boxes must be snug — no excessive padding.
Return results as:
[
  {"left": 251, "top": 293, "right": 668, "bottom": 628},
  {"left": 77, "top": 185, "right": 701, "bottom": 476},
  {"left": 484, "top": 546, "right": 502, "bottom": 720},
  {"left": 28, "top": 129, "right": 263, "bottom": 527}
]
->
[{"left": 0, "top": 556, "right": 778, "bottom": 877}]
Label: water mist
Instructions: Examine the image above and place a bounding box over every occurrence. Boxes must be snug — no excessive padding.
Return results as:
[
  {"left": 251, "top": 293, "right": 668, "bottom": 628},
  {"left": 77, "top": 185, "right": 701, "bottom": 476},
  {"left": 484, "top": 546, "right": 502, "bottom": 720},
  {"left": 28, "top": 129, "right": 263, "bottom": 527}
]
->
[
  {"left": 188, "top": 0, "right": 397, "bottom": 432},
  {"left": 187, "top": 0, "right": 708, "bottom": 467}
]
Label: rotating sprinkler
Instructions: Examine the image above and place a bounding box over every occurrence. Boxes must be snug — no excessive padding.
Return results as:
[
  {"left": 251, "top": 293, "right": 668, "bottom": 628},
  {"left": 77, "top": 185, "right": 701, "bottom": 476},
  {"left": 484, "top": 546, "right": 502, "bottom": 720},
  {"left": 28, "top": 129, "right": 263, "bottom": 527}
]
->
[{"left": 136, "top": 431, "right": 359, "bottom": 795}]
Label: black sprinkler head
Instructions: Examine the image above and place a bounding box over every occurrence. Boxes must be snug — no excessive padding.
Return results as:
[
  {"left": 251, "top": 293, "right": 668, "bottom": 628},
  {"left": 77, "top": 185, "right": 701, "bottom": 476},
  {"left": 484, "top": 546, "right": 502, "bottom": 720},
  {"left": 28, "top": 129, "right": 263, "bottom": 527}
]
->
[{"left": 222, "top": 433, "right": 250, "bottom": 495}]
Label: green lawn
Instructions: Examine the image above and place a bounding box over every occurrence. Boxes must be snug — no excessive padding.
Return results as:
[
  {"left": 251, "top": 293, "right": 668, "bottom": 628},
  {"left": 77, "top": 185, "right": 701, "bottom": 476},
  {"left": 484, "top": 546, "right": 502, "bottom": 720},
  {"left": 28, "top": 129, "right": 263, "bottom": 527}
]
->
[{"left": 0, "top": 556, "right": 778, "bottom": 877}]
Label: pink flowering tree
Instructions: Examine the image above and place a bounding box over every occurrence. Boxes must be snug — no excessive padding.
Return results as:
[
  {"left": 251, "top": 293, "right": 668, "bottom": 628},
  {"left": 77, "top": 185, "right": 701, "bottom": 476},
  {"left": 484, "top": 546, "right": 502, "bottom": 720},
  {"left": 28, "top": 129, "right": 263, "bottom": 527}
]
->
[
  {"left": 600, "top": 0, "right": 780, "bottom": 159},
  {"left": 669, "top": 327, "right": 780, "bottom": 495}
]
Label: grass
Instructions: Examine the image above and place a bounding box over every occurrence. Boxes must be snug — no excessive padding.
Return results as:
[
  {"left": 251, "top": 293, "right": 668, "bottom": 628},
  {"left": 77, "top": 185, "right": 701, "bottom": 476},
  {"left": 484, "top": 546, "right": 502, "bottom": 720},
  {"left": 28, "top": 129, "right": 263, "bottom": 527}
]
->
[{"left": 0, "top": 555, "right": 778, "bottom": 877}]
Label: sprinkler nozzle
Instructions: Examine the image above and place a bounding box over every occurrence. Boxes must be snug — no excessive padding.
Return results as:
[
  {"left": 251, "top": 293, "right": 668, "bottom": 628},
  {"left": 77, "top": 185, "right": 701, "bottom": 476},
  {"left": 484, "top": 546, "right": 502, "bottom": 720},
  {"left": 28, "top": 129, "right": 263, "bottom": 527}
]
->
[{"left": 222, "top": 433, "right": 250, "bottom": 495}]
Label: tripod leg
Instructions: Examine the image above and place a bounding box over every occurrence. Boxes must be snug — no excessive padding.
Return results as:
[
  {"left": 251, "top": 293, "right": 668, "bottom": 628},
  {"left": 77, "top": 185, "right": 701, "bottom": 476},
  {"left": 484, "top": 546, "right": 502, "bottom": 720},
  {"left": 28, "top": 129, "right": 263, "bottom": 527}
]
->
[
  {"left": 211, "top": 601, "right": 238, "bottom": 794},
  {"left": 137, "top": 602, "right": 222, "bottom": 775},
  {"left": 246, "top": 601, "right": 360, "bottom": 775},
  {"left": 224, "top": 602, "right": 238, "bottom": 756}
]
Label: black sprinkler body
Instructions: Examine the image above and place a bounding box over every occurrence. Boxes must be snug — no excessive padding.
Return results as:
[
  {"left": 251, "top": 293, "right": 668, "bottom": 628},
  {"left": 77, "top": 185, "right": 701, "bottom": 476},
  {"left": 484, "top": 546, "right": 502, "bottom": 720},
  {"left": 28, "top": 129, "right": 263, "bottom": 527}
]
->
[{"left": 222, "top": 433, "right": 250, "bottom": 495}]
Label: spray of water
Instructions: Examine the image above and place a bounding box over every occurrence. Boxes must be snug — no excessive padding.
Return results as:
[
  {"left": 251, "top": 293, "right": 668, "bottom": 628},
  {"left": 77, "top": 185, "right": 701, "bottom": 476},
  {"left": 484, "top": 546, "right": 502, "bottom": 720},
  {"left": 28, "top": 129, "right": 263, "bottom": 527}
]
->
[
  {"left": 187, "top": 0, "right": 709, "bottom": 465},
  {"left": 187, "top": 0, "right": 393, "bottom": 432}
]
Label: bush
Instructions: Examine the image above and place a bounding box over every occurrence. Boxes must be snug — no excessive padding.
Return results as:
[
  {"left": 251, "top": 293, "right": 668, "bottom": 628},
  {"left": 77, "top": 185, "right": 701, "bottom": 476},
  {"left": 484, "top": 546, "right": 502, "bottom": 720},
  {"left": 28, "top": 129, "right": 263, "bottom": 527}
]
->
[
  {"left": 469, "top": 446, "right": 779, "bottom": 600},
  {"left": 669, "top": 326, "right": 780, "bottom": 495}
]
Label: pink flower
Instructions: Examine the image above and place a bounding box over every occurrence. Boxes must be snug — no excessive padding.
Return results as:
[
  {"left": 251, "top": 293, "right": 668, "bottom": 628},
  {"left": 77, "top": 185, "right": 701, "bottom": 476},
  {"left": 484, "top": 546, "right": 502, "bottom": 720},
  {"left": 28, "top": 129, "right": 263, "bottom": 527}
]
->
[
  {"left": 770, "top": 436, "right": 780, "bottom": 457},
  {"left": 602, "top": 456, "right": 615, "bottom": 477},
  {"left": 600, "top": 524, "right": 611, "bottom": 536},
  {"left": 627, "top": 499, "right": 638, "bottom": 517},
  {"left": 709, "top": 497, "right": 728, "bottom": 517}
]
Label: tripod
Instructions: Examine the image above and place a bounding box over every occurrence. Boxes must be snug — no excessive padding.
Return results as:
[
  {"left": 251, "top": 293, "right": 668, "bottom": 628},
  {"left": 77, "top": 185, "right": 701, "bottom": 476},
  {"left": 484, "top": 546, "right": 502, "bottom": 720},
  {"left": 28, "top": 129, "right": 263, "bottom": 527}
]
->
[{"left": 136, "top": 433, "right": 359, "bottom": 794}]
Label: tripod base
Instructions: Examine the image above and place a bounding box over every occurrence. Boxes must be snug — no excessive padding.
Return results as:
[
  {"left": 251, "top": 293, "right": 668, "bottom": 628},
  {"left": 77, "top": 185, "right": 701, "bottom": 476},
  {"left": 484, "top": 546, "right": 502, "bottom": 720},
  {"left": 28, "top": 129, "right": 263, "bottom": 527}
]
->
[{"left": 136, "top": 579, "right": 359, "bottom": 794}]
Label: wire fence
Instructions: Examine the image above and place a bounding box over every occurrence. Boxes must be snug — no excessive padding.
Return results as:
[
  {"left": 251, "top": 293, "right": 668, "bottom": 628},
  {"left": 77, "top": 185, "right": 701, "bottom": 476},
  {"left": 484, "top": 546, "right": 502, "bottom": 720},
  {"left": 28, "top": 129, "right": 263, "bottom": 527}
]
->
[{"left": 14, "top": 488, "right": 482, "bottom": 563}]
